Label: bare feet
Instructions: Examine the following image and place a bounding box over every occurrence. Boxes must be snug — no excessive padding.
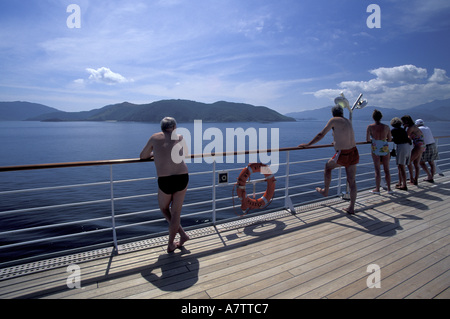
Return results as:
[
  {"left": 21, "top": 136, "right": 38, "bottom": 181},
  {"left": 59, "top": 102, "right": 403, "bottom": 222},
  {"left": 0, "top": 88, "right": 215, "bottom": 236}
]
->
[
  {"left": 167, "top": 241, "right": 179, "bottom": 253},
  {"left": 179, "top": 234, "right": 190, "bottom": 248},
  {"left": 343, "top": 207, "right": 355, "bottom": 215},
  {"left": 316, "top": 187, "right": 328, "bottom": 197},
  {"left": 167, "top": 234, "right": 190, "bottom": 253}
]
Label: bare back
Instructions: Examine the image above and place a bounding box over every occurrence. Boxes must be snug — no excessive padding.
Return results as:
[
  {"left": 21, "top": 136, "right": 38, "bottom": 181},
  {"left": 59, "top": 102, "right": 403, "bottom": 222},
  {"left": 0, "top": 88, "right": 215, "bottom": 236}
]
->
[
  {"left": 366, "top": 122, "right": 392, "bottom": 142},
  {"left": 299, "top": 115, "right": 356, "bottom": 151},
  {"left": 140, "top": 131, "right": 188, "bottom": 177},
  {"left": 328, "top": 117, "right": 356, "bottom": 150}
]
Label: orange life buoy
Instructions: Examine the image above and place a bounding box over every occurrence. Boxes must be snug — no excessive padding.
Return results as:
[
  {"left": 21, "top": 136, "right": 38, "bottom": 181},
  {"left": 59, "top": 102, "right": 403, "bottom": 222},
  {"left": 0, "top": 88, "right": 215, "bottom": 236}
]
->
[{"left": 236, "top": 163, "right": 276, "bottom": 213}]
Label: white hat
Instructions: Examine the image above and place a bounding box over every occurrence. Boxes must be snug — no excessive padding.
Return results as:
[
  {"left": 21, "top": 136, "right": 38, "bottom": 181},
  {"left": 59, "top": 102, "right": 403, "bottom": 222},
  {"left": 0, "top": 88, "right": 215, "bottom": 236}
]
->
[{"left": 415, "top": 119, "right": 424, "bottom": 126}]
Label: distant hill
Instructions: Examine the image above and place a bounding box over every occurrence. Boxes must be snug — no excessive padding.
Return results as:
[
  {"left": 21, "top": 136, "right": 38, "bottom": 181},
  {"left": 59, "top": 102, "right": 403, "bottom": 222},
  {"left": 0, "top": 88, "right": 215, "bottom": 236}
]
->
[
  {"left": 286, "top": 98, "right": 450, "bottom": 122},
  {"left": 0, "top": 101, "right": 60, "bottom": 121},
  {"left": 23, "top": 100, "right": 295, "bottom": 123},
  {"left": 3, "top": 98, "right": 450, "bottom": 123}
]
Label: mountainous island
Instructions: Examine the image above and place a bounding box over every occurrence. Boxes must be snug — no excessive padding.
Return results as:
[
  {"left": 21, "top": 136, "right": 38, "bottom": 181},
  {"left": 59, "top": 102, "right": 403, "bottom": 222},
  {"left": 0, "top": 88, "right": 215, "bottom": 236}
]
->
[
  {"left": 0, "top": 100, "right": 295, "bottom": 123},
  {"left": 1, "top": 98, "right": 449, "bottom": 123}
]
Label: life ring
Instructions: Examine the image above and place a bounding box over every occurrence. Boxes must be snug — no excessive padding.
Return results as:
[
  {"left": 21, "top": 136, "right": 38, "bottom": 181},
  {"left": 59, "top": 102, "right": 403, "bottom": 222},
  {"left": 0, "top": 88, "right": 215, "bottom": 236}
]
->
[{"left": 236, "top": 163, "right": 276, "bottom": 213}]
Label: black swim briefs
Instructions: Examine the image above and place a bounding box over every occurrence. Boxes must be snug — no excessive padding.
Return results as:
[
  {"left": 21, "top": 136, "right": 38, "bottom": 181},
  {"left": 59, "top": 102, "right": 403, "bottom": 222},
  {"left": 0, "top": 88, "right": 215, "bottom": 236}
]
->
[{"left": 157, "top": 174, "right": 189, "bottom": 195}]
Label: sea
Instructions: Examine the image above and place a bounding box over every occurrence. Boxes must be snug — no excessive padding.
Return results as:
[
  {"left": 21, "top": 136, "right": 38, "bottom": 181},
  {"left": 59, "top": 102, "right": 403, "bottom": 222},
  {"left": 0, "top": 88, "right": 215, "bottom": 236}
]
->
[{"left": 1, "top": 119, "right": 449, "bottom": 263}]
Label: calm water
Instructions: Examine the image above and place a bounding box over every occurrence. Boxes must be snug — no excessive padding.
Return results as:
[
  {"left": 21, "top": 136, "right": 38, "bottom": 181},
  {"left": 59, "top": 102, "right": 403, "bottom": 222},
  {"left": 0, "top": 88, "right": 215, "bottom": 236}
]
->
[{"left": 1, "top": 119, "right": 449, "bottom": 263}]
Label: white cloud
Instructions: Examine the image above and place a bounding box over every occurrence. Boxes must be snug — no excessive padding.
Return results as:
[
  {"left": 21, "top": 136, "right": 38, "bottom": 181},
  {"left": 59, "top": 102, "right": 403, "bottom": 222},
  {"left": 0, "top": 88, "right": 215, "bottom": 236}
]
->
[
  {"left": 429, "top": 68, "right": 449, "bottom": 83},
  {"left": 339, "top": 79, "right": 387, "bottom": 94},
  {"left": 369, "top": 65, "right": 428, "bottom": 83},
  {"left": 313, "top": 88, "right": 342, "bottom": 100},
  {"left": 312, "top": 65, "right": 450, "bottom": 109},
  {"left": 85, "top": 67, "right": 132, "bottom": 85}
]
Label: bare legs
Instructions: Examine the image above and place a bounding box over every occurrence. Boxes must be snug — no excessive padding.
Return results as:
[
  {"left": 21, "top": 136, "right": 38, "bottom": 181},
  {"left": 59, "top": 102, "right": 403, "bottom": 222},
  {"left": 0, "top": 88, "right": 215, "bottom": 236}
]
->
[
  {"left": 420, "top": 160, "right": 435, "bottom": 182},
  {"left": 371, "top": 153, "right": 391, "bottom": 193},
  {"left": 344, "top": 164, "right": 357, "bottom": 214},
  {"left": 316, "top": 159, "right": 357, "bottom": 214},
  {"left": 315, "top": 159, "right": 336, "bottom": 197},
  {"left": 158, "top": 188, "right": 190, "bottom": 253},
  {"left": 408, "top": 147, "right": 424, "bottom": 185},
  {"left": 396, "top": 164, "right": 408, "bottom": 190}
]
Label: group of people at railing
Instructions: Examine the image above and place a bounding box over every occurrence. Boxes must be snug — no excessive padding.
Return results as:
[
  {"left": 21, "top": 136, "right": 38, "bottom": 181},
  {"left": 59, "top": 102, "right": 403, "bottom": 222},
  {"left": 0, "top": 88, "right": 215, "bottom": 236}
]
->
[
  {"left": 140, "top": 107, "right": 440, "bottom": 253},
  {"left": 369, "top": 112, "right": 439, "bottom": 193},
  {"left": 298, "top": 105, "right": 439, "bottom": 216}
]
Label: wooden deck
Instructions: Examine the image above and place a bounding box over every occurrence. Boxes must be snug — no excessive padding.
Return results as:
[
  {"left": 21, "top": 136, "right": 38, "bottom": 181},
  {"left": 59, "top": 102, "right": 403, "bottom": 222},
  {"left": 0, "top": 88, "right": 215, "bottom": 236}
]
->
[{"left": 1, "top": 174, "right": 449, "bottom": 300}]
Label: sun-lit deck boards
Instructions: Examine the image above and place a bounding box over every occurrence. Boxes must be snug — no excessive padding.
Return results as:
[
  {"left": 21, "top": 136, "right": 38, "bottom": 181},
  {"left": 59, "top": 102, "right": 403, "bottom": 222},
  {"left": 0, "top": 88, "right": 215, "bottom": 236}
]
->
[{"left": 1, "top": 174, "right": 449, "bottom": 299}]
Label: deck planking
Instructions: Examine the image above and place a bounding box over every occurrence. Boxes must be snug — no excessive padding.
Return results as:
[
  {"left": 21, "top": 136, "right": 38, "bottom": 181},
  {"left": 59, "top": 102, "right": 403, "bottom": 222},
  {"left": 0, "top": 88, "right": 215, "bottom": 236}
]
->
[{"left": 0, "top": 174, "right": 449, "bottom": 299}]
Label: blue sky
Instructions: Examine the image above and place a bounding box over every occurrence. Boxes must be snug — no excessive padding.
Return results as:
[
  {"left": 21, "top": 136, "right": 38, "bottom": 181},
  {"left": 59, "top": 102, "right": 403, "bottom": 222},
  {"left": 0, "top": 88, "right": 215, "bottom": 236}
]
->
[{"left": 1, "top": 0, "right": 450, "bottom": 113}]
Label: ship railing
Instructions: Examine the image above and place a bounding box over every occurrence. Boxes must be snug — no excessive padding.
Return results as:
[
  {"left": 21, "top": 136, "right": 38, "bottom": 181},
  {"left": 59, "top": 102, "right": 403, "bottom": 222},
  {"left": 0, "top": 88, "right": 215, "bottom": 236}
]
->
[{"left": 0, "top": 136, "right": 449, "bottom": 268}]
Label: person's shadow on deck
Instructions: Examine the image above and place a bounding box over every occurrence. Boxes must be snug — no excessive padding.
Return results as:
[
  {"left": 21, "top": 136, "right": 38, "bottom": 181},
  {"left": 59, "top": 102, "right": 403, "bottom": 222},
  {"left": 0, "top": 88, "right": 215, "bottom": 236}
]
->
[
  {"left": 141, "top": 248, "right": 199, "bottom": 292},
  {"left": 330, "top": 211, "right": 422, "bottom": 237}
]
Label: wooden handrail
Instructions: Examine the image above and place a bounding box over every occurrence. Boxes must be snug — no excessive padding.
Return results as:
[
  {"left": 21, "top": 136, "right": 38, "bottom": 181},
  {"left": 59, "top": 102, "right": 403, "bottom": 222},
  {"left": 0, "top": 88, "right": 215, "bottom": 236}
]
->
[
  {"left": 0, "top": 143, "right": 358, "bottom": 172},
  {"left": 1, "top": 135, "right": 449, "bottom": 173}
]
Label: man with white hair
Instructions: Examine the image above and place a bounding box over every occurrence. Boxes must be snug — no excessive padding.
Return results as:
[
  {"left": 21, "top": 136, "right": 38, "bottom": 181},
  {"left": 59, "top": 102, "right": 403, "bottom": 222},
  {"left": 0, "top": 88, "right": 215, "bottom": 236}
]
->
[
  {"left": 140, "top": 117, "right": 190, "bottom": 253},
  {"left": 415, "top": 119, "right": 439, "bottom": 183}
]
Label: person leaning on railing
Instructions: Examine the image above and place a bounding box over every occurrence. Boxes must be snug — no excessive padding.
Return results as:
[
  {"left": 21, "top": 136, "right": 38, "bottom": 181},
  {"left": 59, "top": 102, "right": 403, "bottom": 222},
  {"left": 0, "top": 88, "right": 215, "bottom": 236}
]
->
[
  {"left": 415, "top": 119, "right": 439, "bottom": 183},
  {"left": 140, "top": 117, "right": 190, "bottom": 253},
  {"left": 401, "top": 115, "right": 425, "bottom": 186},
  {"left": 298, "top": 105, "right": 359, "bottom": 215},
  {"left": 366, "top": 109, "right": 393, "bottom": 194},
  {"left": 390, "top": 117, "right": 412, "bottom": 191}
]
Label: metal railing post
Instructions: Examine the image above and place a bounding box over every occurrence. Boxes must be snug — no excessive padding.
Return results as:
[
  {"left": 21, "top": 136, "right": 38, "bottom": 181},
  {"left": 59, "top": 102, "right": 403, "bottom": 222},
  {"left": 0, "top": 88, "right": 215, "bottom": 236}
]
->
[
  {"left": 212, "top": 159, "right": 217, "bottom": 224},
  {"left": 284, "top": 151, "right": 295, "bottom": 213},
  {"left": 435, "top": 137, "right": 444, "bottom": 176},
  {"left": 337, "top": 167, "right": 342, "bottom": 196},
  {"left": 110, "top": 165, "right": 119, "bottom": 253}
]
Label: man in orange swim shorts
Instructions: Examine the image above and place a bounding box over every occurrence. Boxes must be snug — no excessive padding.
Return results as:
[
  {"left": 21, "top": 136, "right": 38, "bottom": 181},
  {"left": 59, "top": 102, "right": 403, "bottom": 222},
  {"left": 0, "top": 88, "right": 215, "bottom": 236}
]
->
[
  {"left": 299, "top": 105, "right": 359, "bottom": 214},
  {"left": 332, "top": 147, "right": 360, "bottom": 167}
]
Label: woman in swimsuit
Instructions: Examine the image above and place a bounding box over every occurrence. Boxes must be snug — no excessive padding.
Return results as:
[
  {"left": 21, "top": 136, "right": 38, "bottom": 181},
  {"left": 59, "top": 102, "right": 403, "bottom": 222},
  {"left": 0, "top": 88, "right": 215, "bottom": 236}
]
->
[
  {"left": 401, "top": 115, "right": 425, "bottom": 185},
  {"left": 366, "top": 110, "right": 392, "bottom": 194}
]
